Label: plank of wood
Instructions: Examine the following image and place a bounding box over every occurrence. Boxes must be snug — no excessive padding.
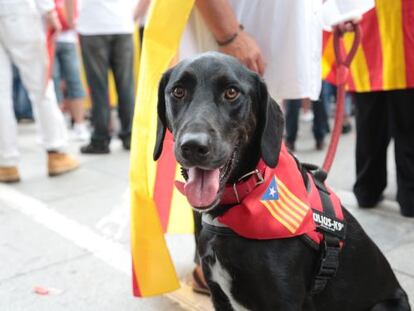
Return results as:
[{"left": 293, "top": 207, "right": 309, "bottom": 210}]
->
[{"left": 165, "top": 276, "right": 214, "bottom": 311}]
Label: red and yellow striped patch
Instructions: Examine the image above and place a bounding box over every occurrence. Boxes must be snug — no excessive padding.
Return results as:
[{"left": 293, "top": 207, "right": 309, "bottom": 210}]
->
[{"left": 261, "top": 177, "right": 310, "bottom": 234}]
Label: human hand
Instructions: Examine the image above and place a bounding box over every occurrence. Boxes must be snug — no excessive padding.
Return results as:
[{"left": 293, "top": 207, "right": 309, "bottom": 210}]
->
[
  {"left": 335, "top": 17, "right": 361, "bottom": 35},
  {"left": 133, "top": 0, "right": 150, "bottom": 23},
  {"left": 219, "top": 30, "right": 266, "bottom": 76},
  {"left": 45, "top": 9, "right": 62, "bottom": 33}
]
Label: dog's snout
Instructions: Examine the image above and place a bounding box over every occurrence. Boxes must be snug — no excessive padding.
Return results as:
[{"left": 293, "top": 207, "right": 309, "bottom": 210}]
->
[{"left": 180, "top": 132, "right": 211, "bottom": 161}]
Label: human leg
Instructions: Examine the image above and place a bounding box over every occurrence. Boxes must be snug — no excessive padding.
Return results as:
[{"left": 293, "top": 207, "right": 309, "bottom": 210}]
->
[
  {"left": 13, "top": 65, "right": 33, "bottom": 121},
  {"left": 389, "top": 89, "right": 414, "bottom": 217},
  {"left": 312, "top": 97, "right": 328, "bottom": 150},
  {"left": 353, "top": 91, "right": 390, "bottom": 207},
  {"left": 80, "top": 35, "right": 111, "bottom": 152},
  {"left": 110, "top": 34, "right": 135, "bottom": 149},
  {"left": 58, "top": 42, "right": 89, "bottom": 140},
  {"left": 2, "top": 8, "right": 77, "bottom": 176},
  {"left": 342, "top": 92, "right": 353, "bottom": 134},
  {"left": 284, "top": 99, "right": 302, "bottom": 151},
  {"left": 52, "top": 42, "right": 64, "bottom": 105},
  {"left": 0, "top": 38, "right": 20, "bottom": 178}
]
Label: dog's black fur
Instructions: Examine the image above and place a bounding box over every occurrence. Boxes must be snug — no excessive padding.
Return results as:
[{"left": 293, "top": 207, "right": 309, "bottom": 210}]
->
[{"left": 154, "top": 52, "right": 411, "bottom": 311}]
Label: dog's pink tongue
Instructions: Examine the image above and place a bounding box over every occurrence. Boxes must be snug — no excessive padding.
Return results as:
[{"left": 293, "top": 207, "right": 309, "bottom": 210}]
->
[{"left": 184, "top": 168, "right": 220, "bottom": 208}]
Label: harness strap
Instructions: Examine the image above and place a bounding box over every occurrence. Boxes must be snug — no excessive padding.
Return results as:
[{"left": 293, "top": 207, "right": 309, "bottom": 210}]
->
[
  {"left": 305, "top": 167, "right": 344, "bottom": 296},
  {"left": 311, "top": 234, "right": 341, "bottom": 295}
]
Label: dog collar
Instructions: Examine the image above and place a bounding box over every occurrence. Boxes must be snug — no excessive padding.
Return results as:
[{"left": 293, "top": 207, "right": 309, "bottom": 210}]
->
[{"left": 219, "top": 160, "right": 267, "bottom": 205}]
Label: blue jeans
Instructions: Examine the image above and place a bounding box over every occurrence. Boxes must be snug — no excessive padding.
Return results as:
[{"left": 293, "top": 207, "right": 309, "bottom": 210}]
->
[
  {"left": 12, "top": 65, "right": 33, "bottom": 120},
  {"left": 285, "top": 98, "right": 328, "bottom": 143},
  {"left": 53, "top": 41, "right": 85, "bottom": 103},
  {"left": 322, "top": 81, "right": 353, "bottom": 117}
]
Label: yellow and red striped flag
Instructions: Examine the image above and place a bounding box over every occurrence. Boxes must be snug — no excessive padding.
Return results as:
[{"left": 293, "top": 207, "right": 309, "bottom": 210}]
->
[
  {"left": 129, "top": 0, "right": 195, "bottom": 297},
  {"left": 322, "top": 0, "right": 414, "bottom": 92},
  {"left": 261, "top": 177, "right": 310, "bottom": 234}
]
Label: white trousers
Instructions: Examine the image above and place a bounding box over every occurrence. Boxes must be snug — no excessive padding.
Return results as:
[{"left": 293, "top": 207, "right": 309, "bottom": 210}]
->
[{"left": 0, "top": 3, "right": 68, "bottom": 166}]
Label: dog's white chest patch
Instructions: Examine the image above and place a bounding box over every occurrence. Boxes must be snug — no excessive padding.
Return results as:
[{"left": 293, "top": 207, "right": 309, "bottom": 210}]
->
[{"left": 209, "top": 256, "right": 250, "bottom": 311}]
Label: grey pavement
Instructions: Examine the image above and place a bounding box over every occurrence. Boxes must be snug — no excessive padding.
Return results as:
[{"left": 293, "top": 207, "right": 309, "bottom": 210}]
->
[{"left": 0, "top": 118, "right": 413, "bottom": 311}]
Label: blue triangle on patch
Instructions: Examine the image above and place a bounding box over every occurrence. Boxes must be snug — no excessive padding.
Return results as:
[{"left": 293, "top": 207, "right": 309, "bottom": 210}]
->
[{"left": 261, "top": 177, "right": 279, "bottom": 201}]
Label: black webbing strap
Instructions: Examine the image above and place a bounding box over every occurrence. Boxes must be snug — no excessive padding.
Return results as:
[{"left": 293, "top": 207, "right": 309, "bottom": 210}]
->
[
  {"left": 301, "top": 164, "right": 345, "bottom": 296},
  {"left": 311, "top": 234, "right": 341, "bottom": 295}
]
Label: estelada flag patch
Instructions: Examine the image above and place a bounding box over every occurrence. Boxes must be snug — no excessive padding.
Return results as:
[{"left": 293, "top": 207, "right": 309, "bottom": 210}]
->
[{"left": 261, "top": 176, "right": 310, "bottom": 234}]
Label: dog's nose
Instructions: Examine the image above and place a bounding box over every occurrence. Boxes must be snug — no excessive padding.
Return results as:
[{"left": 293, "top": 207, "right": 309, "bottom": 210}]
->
[{"left": 180, "top": 132, "right": 211, "bottom": 161}]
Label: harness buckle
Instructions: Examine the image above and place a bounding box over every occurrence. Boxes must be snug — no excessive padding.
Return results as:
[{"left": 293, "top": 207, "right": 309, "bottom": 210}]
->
[
  {"left": 311, "top": 236, "right": 341, "bottom": 295},
  {"left": 232, "top": 169, "right": 265, "bottom": 203}
]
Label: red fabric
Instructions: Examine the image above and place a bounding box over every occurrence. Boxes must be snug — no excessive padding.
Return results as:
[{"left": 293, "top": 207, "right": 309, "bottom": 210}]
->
[
  {"left": 174, "top": 143, "right": 344, "bottom": 244},
  {"left": 402, "top": 0, "right": 414, "bottom": 86},
  {"left": 359, "top": 8, "right": 383, "bottom": 90},
  {"left": 218, "top": 144, "right": 344, "bottom": 244},
  {"left": 153, "top": 131, "right": 176, "bottom": 231}
]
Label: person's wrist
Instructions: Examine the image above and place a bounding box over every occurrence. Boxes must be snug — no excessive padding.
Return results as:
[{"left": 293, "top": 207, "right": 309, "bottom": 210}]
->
[{"left": 215, "top": 24, "right": 244, "bottom": 47}]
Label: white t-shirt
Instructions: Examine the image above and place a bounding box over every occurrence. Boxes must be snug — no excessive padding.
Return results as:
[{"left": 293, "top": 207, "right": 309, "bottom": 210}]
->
[
  {"left": 57, "top": 30, "right": 78, "bottom": 43},
  {"left": 180, "top": 0, "right": 372, "bottom": 102},
  {"left": 0, "top": 0, "right": 53, "bottom": 15},
  {"left": 77, "top": 0, "right": 137, "bottom": 35},
  {"left": 180, "top": 1, "right": 323, "bottom": 102}
]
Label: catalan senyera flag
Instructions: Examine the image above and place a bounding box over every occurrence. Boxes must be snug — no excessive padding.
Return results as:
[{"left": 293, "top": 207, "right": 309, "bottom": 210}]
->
[
  {"left": 129, "top": 0, "right": 195, "bottom": 297},
  {"left": 322, "top": 0, "right": 414, "bottom": 92}
]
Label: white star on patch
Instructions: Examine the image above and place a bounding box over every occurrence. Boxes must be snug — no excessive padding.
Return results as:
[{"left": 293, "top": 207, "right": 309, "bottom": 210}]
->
[{"left": 269, "top": 187, "right": 277, "bottom": 197}]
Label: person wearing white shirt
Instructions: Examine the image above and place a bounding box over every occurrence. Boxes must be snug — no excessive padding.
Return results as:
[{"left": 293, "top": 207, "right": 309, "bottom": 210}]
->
[
  {"left": 77, "top": 0, "right": 139, "bottom": 154},
  {"left": 0, "top": 0, "right": 79, "bottom": 182}
]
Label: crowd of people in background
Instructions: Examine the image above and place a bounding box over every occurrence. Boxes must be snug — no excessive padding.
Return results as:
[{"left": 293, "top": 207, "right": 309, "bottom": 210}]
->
[
  {"left": 1, "top": 0, "right": 352, "bottom": 186},
  {"left": 1, "top": 0, "right": 412, "bottom": 220},
  {"left": 0, "top": 0, "right": 144, "bottom": 183}
]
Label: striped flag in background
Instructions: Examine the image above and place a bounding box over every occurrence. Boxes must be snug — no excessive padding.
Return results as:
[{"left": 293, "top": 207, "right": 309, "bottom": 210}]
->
[
  {"left": 261, "top": 177, "right": 310, "bottom": 234},
  {"left": 322, "top": 0, "right": 414, "bottom": 92}
]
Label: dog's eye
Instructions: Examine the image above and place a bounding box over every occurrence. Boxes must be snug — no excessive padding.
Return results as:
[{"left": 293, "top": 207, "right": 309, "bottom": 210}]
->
[
  {"left": 224, "top": 87, "right": 239, "bottom": 101},
  {"left": 171, "top": 87, "right": 186, "bottom": 99}
]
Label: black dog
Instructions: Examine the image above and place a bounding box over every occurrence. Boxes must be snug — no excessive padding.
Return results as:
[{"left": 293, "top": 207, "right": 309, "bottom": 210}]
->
[{"left": 154, "top": 52, "right": 411, "bottom": 311}]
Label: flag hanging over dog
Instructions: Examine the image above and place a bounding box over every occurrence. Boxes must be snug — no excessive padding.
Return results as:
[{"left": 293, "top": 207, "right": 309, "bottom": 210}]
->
[{"left": 129, "top": 0, "right": 195, "bottom": 297}]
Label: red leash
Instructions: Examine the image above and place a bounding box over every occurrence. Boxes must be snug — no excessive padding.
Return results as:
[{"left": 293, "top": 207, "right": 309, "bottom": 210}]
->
[
  {"left": 46, "top": 28, "right": 56, "bottom": 85},
  {"left": 322, "top": 24, "right": 361, "bottom": 172}
]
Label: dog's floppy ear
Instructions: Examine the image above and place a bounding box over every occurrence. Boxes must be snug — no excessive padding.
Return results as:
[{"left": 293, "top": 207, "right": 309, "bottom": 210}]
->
[
  {"left": 257, "top": 77, "right": 284, "bottom": 168},
  {"left": 153, "top": 69, "right": 172, "bottom": 160}
]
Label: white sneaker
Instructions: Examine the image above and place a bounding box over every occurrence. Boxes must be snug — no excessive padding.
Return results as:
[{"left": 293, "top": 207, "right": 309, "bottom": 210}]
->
[{"left": 72, "top": 123, "right": 90, "bottom": 141}]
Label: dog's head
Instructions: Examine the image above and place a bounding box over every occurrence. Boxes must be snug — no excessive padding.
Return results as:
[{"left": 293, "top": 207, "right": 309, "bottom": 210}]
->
[{"left": 154, "top": 52, "right": 284, "bottom": 211}]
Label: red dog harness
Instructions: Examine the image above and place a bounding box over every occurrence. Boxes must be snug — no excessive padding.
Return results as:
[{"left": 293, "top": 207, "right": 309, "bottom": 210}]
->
[
  {"left": 177, "top": 143, "right": 347, "bottom": 294},
  {"left": 216, "top": 144, "right": 345, "bottom": 245}
]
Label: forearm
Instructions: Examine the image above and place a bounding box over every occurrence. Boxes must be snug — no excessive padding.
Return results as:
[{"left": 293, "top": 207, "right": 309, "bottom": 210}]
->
[
  {"left": 134, "top": 0, "right": 151, "bottom": 20},
  {"left": 195, "top": 0, "right": 240, "bottom": 43},
  {"left": 64, "top": 0, "right": 76, "bottom": 26}
]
